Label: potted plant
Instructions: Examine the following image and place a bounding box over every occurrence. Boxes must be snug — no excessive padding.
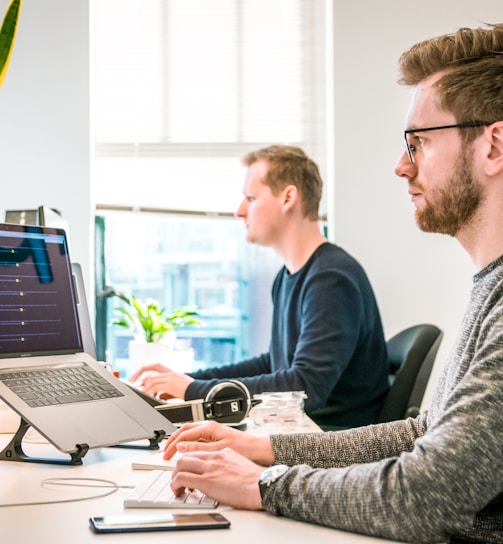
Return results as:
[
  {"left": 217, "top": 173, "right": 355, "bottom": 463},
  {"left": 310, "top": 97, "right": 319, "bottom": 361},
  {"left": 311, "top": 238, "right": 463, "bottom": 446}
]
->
[
  {"left": 0, "top": 0, "right": 22, "bottom": 88},
  {"left": 111, "top": 292, "right": 200, "bottom": 343},
  {"left": 110, "top": 292, "right": 200, "bottom": 375}
]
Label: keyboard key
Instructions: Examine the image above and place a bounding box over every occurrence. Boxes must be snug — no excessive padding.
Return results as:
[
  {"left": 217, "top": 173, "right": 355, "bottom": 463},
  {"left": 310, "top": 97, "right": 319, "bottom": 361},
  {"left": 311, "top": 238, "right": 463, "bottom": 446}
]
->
[{"left": 55, "top": 393, "right": 93, "bottom": 404}]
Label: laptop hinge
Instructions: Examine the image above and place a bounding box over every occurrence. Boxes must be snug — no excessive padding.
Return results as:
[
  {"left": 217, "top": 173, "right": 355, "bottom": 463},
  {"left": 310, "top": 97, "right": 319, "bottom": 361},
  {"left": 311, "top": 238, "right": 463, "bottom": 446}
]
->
[{"left": 0, "top": 417, "right": 89, "bottom": 465}]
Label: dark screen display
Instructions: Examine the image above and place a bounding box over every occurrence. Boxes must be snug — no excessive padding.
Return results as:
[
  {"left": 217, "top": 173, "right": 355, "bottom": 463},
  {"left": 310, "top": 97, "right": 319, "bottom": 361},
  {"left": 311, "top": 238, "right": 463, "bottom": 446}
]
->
[{"left": 0, "top": 224, "right": 82, "bottom": 357}]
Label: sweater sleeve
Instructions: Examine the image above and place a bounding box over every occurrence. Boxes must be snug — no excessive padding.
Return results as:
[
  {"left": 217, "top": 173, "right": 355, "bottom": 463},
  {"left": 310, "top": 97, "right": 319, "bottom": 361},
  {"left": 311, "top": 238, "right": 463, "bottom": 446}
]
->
[
  {"left": 184, "top": 353, "right": 271, "bottom": 400},
  {"left": 270, "top": 413, "right": 428, "bottom": 468},
  {"left": 262, "top": 352, "right": 503, "bottom": 542}
]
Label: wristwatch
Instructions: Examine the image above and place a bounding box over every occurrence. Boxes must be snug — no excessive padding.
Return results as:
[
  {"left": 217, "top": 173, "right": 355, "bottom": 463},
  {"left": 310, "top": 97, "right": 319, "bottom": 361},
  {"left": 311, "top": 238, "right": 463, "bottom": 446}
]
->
[{"left": 258, "top": 464, "right": 289, "bottom": 500}]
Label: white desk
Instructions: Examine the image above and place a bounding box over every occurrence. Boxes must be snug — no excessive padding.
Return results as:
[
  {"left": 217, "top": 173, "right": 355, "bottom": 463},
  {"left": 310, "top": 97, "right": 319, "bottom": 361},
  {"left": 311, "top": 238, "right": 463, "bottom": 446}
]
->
[{"left": 0, "top": 418, "right": 405, "bottom": 544}]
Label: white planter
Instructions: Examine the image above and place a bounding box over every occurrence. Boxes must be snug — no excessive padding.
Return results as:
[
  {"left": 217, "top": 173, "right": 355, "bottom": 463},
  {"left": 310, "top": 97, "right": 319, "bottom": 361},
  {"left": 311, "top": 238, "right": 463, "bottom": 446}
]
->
[
  {"left": 127, "top": 340, "right": 172, "bottom": 377},
  {"left": 165, "top": 348, "right": 195, "bottom": 374},
  {"left": 127, "top": 336, "right": 194, "bottom": 379}
]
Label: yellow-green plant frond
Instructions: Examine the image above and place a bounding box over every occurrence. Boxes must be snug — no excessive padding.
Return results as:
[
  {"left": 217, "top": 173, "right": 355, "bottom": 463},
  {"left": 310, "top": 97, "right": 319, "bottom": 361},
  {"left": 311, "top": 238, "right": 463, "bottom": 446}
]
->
[
  {"left": 109, "top": 292, "right": 201, "bottom": 343},
  {"left": 0, "top": 0, "right": 22, "bottom": 88}
]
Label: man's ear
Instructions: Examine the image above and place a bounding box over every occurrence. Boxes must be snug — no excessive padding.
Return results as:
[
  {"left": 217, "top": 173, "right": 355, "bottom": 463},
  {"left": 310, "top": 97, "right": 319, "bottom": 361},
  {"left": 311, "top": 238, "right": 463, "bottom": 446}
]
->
[
  {"left": 281, "top": 185, "right": 299, "bottom": 211},
  {"left": 485, "top": 122, "right": 503, "bottom": 176}
]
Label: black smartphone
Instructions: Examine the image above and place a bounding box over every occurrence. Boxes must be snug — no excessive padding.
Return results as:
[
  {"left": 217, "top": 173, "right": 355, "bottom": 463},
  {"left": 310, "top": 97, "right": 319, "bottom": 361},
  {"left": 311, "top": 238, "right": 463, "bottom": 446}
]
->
[{"left": 89, "top": 512, "right": 231, "bottom": 533}]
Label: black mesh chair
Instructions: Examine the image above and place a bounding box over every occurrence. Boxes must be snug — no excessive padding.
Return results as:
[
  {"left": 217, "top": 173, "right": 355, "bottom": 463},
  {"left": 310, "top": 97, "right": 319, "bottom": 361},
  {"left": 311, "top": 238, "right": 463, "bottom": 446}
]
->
[{"left": 378, "top": 324, "right": 443, "bottom": 423}]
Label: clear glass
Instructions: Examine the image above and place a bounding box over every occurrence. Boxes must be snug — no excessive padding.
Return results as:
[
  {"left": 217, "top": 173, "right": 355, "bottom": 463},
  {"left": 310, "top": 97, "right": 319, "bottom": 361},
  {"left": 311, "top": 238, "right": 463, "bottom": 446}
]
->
[{"left": 250, "top": 391, "right": 307, "bottom": 426}]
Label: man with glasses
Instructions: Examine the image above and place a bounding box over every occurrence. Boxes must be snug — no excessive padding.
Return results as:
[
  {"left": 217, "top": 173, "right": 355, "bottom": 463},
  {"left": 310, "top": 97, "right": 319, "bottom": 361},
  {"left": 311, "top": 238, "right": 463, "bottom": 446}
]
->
[{"left": 161, "top": 23, "right": 503, "bottom": 543}]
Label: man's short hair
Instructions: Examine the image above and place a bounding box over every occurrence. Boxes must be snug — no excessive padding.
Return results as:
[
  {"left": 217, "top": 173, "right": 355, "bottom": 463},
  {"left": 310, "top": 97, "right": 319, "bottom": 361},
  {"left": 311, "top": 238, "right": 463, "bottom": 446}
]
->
[
  {"left": 242, "top": 145, "right": 322, "bottom": 220},
  {"left": 397, "top": 23, "right": 503, "bottom": 143}
]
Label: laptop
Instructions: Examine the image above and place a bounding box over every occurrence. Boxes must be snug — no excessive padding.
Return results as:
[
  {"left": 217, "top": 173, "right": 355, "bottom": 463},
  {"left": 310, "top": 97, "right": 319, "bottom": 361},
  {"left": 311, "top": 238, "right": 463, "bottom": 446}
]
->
[
  {"left": 0, "top": 223, "right": 176, "bottom": 462},
  {"left": 71, "top": 262, "right": 97, "bottom": 359},
  {"left": 69, "top": 263, "right": 172, "bottom": 409}
]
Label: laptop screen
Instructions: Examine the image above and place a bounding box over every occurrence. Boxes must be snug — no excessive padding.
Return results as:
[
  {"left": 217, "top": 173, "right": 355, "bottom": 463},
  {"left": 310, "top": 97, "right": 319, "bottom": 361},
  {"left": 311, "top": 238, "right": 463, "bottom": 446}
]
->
[{"left": 0, "top": 223, "right": 83, "bottom": 358}]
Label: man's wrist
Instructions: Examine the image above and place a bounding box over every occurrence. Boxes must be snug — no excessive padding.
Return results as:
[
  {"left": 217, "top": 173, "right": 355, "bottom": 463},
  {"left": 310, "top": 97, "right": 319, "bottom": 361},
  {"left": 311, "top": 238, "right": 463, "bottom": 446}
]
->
[{"left": 258, "top": 464, "right": 289, "bottom": 501}]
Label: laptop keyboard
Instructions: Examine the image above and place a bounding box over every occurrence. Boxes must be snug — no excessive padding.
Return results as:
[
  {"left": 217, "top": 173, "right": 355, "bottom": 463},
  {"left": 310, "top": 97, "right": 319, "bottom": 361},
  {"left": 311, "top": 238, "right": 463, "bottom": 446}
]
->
[
  {"left": 124, "top": 469, "right": 218, "bottom": 509},
  {"left": 0, "top": 363, "right": 124, "bottom": 407}
]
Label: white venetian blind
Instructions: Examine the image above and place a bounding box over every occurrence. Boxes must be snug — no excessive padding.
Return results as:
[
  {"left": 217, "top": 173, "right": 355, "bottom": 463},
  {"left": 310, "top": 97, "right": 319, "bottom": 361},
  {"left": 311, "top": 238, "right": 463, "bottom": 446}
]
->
[{"left": 94, "top": 0, "right": 327, "bottom": 213}]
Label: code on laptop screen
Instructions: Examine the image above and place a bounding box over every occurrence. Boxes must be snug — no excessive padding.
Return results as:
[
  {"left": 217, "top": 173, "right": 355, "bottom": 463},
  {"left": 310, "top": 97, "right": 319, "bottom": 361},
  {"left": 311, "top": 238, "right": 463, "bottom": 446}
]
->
[{"left": 0, "top": 224, "right": 83, "bottom": 358}]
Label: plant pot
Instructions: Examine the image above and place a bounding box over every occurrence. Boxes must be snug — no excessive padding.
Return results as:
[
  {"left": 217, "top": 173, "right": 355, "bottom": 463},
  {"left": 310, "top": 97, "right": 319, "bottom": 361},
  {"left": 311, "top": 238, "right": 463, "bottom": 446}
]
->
[
  {"left": 127, "top": 340, "right": 173, "bottom": 378},
  {"left": 166, "top": 348, "right": 195, "bottom": 374},
  {"left": 127, "top": 338, "right": 195, "bottom": 379}
]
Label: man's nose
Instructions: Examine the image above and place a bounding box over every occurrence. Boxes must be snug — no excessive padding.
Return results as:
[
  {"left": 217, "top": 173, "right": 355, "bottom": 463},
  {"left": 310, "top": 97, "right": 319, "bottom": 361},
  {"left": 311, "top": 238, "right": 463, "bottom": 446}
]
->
[
  {"left": 394, "top": 151, "right": 416, "bottom": 180},
  {"left": 235, "top": 200, "right": 247, "bottom": 217}
]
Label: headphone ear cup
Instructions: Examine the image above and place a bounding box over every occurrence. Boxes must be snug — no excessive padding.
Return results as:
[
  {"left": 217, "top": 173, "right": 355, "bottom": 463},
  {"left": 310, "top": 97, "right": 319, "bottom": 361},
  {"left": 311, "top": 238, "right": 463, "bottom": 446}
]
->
[{"left": 204, "top": 380, "right": 251, "bottom": 424}]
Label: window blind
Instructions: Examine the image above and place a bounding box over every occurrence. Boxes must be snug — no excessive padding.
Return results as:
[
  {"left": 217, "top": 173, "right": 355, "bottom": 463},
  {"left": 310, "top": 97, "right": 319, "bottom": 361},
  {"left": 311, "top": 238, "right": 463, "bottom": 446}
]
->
[{"left": 94, "top": 0, "right": 328, "bottom": 213}]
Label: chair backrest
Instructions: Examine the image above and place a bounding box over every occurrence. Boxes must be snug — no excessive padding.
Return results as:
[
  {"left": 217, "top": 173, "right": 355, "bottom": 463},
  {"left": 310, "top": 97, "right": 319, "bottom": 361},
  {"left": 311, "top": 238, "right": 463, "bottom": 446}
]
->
[{"left": 377, "top": 324, "right": 443, "bottom": 423}]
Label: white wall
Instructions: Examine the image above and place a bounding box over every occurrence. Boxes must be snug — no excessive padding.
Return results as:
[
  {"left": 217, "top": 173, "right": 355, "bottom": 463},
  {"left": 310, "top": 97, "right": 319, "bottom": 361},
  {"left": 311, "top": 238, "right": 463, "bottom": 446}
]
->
[
  {"left": 1, "top": 0, "right": 501, "bottom": 405},
  {"left": 330, "top": 0, "right": 502, "bottom": 404},
  {"left": 0, "top": 0, "right": 92, "bottom": 290}
]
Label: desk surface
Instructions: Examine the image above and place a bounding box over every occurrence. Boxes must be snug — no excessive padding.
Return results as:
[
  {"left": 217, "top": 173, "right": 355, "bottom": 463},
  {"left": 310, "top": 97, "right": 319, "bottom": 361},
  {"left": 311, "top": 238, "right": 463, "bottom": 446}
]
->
[{"left": 0, "top": 417, "right": 405, "bottom": 544}]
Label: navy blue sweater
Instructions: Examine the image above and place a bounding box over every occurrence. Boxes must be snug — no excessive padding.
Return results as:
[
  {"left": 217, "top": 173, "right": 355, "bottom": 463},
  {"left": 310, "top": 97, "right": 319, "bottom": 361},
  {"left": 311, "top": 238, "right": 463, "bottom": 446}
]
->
[{"left": 185, "top": 242, "right": 389, "bottom": 428}]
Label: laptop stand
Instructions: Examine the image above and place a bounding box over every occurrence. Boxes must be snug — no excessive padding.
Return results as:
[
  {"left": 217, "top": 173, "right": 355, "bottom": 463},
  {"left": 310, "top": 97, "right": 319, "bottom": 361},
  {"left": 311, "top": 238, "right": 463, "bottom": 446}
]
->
[
  {"left": 109, "top": 430, "right": 166, "bottom": 451},
  {"left": 0, "top": 417, "right": 89, "bottom": 465},
  {"left": 0, "top": 417, "right": 166, "bottom": 465}
]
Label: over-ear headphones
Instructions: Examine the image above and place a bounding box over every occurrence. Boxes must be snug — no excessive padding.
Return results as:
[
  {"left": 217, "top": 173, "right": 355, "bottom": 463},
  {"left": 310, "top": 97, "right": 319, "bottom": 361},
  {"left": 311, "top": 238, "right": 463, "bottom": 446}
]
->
[
  {"left": 203, "top": 380, "right": 252, "bottom": 423},
  {"left": 154, "top": 380, "right": 253, "bottom": 426}
]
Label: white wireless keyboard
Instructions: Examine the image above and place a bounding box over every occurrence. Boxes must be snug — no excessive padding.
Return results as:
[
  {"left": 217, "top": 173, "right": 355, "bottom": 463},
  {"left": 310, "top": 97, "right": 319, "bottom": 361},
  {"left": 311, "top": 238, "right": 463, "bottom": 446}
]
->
[{"left": 124, "top": 470, "right": 218, "bottom": 509}]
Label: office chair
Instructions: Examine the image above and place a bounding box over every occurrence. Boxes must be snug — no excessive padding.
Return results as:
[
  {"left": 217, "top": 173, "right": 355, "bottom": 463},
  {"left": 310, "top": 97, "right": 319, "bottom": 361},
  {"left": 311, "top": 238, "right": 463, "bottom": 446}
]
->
[{"left": 377, "top": 324, "right": 443, "bottom": 423}]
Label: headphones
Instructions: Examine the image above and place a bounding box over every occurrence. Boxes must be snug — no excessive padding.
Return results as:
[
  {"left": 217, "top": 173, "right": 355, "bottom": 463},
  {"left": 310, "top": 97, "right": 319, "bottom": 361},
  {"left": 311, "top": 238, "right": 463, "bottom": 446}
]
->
[
  {"left": 202, "top": 379, "right": 252, "bottom": 424},
  {"left": 155, "top": 380, "right": 253, "bottom": 425}
]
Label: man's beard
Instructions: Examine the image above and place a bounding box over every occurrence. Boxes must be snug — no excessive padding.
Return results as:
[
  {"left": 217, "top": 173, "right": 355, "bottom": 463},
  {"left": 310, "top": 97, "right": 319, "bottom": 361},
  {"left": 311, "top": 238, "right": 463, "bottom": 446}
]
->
[{"left": 415, "top": 146, "right": 484, "bottom": 237}]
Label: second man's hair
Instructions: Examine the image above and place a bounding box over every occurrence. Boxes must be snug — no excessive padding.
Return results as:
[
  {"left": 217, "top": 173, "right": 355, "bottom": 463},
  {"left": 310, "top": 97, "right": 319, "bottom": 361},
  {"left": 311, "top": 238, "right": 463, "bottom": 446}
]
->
[{"left": 242, "top": 145, "right": 322, "bottom": 221}]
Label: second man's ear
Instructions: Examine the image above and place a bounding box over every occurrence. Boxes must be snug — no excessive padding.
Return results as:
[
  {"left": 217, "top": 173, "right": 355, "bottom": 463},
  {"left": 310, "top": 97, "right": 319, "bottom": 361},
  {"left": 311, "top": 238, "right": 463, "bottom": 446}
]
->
[{"left": 282, "top": 184, "right": 299, "bottom": 208}]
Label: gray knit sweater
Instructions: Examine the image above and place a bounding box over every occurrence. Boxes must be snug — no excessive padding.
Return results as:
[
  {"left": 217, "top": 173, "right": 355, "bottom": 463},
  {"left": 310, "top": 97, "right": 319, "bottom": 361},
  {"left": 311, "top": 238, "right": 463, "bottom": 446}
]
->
[{"left": 264, "top": 255, "right": 503, "bottom": 543}]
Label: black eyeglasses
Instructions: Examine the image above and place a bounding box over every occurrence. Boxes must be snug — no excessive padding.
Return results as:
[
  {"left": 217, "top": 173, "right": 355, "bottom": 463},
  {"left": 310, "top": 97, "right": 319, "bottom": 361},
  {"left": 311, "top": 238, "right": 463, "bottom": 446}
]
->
[{"left": 403, "top": 121, "right": 492, "bottom": 163}]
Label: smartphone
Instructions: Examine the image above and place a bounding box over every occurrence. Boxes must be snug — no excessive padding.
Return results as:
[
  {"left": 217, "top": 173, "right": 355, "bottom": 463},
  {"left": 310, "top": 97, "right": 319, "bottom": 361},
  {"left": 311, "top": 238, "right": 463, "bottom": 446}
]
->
[{"left": 89, "top": 512, "right": 231, "bottom": 533}]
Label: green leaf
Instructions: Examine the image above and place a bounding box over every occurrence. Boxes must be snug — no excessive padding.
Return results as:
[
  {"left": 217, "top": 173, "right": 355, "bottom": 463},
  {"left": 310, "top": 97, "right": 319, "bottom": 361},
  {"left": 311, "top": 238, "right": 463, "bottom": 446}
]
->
[
  {"left": 0, "top": 0, "right": 22, "bottom": 88},
  {"left": 109, "top": 292, "right": 201, "bottom": 343}
]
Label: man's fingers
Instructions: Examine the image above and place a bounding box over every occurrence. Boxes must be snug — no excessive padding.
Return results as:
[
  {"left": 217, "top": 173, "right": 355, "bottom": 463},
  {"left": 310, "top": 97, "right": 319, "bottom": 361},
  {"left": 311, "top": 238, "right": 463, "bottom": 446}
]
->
[
  {"left": 175, "top": 440, "right": 221, "bottom": 454},
  {"left": 170, "top": 452, "right": 211, "bottom": 494},
  {"left": 164, "top": 422, "right": 213, "bottom": 458}
]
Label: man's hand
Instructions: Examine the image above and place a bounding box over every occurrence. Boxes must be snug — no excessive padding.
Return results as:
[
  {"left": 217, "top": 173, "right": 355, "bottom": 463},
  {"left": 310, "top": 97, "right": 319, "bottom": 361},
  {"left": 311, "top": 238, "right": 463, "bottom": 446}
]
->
[
  {"left": 170, "top": 448, "right": 264, "bottom": 510},
  {"left": 163, "top": 420, "right": 275, "bottom": 466},
  {"left": 129, "top": 363, "right": 194, "bottom": 399}
]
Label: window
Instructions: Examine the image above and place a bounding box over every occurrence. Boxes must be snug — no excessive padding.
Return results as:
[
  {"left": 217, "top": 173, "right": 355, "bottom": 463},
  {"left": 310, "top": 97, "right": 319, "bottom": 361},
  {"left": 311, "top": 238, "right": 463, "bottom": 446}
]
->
[
  {"left": 96, "top": 211, "right": 282, "bottom": 377},
  {"left": 93, "top": 0, "right": 329, "bottom": 372}
]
